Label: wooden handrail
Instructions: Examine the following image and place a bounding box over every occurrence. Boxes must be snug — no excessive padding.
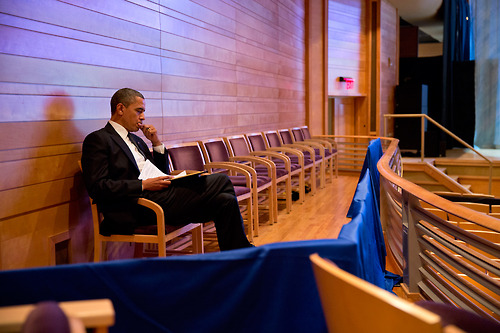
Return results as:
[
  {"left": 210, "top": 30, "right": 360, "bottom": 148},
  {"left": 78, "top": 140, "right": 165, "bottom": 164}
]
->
[
  {"left": 383, "top": 114, "right": 493, "bottom": 195},
  {"left": 377, "top": 137, "right": 500, "bottom": 319},
  {"left": 378, "top": 138, "right": 500, "bottom": 233}
]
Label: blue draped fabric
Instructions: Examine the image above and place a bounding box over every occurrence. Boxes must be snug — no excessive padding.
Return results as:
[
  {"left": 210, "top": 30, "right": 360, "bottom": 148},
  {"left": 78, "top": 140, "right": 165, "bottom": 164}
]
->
[
  {"left": 0, "top": 219, "right": 392, "bottom": 333},
  {"left": 0, "top": 240, "right": 364, "bottom": 333},
  {"left": 347, "top": 138, "right": 383, "bottom": 217},
  {"left": 339, "top": 172, "right": 386, "bottom": 289},
  {"left": 0, "top": 137, "right": 400, "bottom": 332},
  {"left": 344, "top": 138, "right": 398, "bottom": 289}
]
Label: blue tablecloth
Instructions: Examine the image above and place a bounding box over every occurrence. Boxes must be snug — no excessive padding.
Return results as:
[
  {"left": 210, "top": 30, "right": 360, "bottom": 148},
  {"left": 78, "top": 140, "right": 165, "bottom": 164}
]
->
[
  {"left": 1, "top": 240, "right": 362, "bottom": 333},
  {"left": 0, "top": 138, "right": 396, "bottom": 332},
  {"left": 346, "top": 138, "right": 387, "bottom": 276}
]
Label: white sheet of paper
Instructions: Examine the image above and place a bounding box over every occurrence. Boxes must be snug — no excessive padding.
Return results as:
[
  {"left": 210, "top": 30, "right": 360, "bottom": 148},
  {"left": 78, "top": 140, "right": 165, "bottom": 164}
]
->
[
  {"left": 138, "top": 160, "right": 167, "bottom": 180},
  {"left": 173, "top": 170, "right": 187, "bottom": 178}
]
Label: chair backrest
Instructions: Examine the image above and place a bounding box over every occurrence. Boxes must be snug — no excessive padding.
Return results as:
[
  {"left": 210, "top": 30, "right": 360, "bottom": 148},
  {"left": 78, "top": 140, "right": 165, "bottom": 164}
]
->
[
  {"left": 245, "top": 132, "right": 268, "bottom": 152},
  {"left": 278, "top": 129, "right": 294, "bottom": 145},
  {"left": 199, "top": 138, "right": 231, "bottom": 163},
  {"left": 291, "top": 127, "right": 305, "bottom": 142},
  {"left": 300, "top": 126, "right": 312, "bottom": 139},
  {"left": 263, "top": 131, "right": 283, "bottom": 148},
  {"left": 225, "top": 135, "right": 252, "bottom": 157},
  {"left": 309, "top": 253, "right": 442, "bottom": 333},
  {"left": 166, "top": 142, "right": 206, "bottom": 171}
]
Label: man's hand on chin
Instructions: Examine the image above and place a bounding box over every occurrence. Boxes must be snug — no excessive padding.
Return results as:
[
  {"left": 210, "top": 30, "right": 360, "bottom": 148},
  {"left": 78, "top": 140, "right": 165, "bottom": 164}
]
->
[{"left": 140, "top": 124, "right": 162, "bottom": 147}]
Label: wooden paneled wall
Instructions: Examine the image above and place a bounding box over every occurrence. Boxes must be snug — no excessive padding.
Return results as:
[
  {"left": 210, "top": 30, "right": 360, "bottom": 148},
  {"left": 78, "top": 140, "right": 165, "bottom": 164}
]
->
[
  {"left": 328, "top": 0, "right": 370, "bottom": 136},
  {"left": 306, "top": 0, "right": 328, "bottom": 135},
  {"left": 378, "top": 0, "right": 398, "bottom": 135},
  {"left": 0, "top": 0, "right": 306, "bottom": 269},
  {"left": 328, "top": 0, "right": 368, "bottom": 97},
  {"left": 327, "top": 0, "right": 397, "bottom": 137}
]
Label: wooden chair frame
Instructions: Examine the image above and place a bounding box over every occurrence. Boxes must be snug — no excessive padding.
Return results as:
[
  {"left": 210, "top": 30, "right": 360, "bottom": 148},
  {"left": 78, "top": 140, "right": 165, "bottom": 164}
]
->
[
  {"left": 165, "top": 141, "right": 255, "bottom": 240},
  {"left": 310, "top": 253, "right": 448, "bottom": 333},
  {"left": 263, "top": 129, "right": 316, "bottom": 196},
  {"left": 79, "top": 161, "right": 204, "bottom": 261},
  {"left": 0, "top": 299, "right": 115, "bottom": 333},
  {"left": 243, "top": 132, "right": 296, "bottom": 210},
  {"left": 280, "top": 128, "right": 326, "bottom": 189},
  {"left": 248, "top": 132, "right": 307, "bottom": 204},
  {"left": 294, "top": 126, "right": 339, "bottom": 180},
  {"left": 199, "top": 137, "right": 281, "bottom": 226}
]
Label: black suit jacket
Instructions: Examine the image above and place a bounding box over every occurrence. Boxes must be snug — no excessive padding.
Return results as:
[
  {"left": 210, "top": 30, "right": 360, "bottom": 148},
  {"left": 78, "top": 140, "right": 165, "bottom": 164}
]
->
[{"left": 81, "top": 122, "right": 168, "bottom": 235}]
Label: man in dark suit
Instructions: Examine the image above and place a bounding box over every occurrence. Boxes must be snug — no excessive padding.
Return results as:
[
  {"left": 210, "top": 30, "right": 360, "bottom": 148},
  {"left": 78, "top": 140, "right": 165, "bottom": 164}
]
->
[{"left": 81, "top": 88, "right": 252, "bottom": 251}]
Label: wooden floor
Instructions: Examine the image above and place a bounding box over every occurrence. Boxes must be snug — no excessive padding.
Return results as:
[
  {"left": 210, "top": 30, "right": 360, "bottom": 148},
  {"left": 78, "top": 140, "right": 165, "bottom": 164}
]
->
[{"left": 252, "top": 172, "right": 359, "bottom": 246}]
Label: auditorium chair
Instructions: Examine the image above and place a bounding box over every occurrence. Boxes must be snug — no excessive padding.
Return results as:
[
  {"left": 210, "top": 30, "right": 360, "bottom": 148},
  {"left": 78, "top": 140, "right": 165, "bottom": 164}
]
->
[
  {"left": 165, "top": 141, "right": 256, "bottom": 241},
  {"left": 0, "top": 299, "right": 114, "bottom": 333},
  {"left": 299, "top": 125, "right": 338, "bottom": 148},
  {"left": 290, "top": 126, "right": 338, "bottom": 180},
  {"left": 199, "top": 137, "right": 281, "bottom": 229},
  {"left": 79, "top": 162, "right": 204, "bottom": 262},
  {"left": 263, "top": 130, "right": 317, "bottom": 196},
  {"left": 300, "top": 125, "right": 341, "bottom": 178},
  {"left": 219, "top": 134, "right": 290, "bottom": 219},
  {"left": 309, "top": 253, "right": 495, "bottom": 333},
  {"left": 278, "top": 128, "right": 326, "bottom": 189},
  {"left": 245, "top": 131, "right": 304, "bottom": 205}
]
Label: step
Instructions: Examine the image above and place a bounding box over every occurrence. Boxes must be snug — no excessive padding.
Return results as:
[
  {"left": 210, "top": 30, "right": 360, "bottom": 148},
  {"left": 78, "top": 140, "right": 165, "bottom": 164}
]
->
[
  {"left": 461, "top": 183, "right": 472, "bottom": 191},
  {"left": 437, "top": 167, "right": 447, "bottom": 174}
]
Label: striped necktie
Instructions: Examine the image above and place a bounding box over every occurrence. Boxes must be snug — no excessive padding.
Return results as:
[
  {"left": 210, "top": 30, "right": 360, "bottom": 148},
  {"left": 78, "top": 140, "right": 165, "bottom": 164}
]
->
[{"left": 128, "top": 133, "right": 146, "bottom": 158}]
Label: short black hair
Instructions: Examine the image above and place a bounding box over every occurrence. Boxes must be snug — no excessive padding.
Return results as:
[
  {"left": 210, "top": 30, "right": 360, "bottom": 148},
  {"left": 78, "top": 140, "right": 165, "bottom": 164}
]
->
[{"left": 110, "top": 88, "right": 144, "bottom": 114}]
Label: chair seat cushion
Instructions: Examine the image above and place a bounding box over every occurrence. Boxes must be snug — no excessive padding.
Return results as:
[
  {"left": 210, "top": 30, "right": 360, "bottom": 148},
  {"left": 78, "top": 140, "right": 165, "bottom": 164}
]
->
[
  {"left": 270, "top": 159, "right": 301, "bottom": 172},
  {"left": 287, "top": 155, "right": 314, "bottom": 166},
  {"left": 234, "top": 185, "right": 251, "bottom": 196},
  {"left": 254, "top": 165, "right": 289, "bottom": 178},
  {"left": 229, "top": 175, "right": 271, "bottom": 187}
]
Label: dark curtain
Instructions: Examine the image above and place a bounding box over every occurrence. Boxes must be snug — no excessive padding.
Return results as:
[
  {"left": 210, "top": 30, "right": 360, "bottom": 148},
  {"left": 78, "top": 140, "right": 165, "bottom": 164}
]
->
[
  {"left": 442, "top": 0, "right": 475, "bottom": 147},
  {"left": 473, "top": 0, "right": 500, "bottom": 148}
]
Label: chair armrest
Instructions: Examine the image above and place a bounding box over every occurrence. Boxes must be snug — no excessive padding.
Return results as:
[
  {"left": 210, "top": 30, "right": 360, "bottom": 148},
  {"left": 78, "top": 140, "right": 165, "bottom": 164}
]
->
[
  {"left": 265, "top": 147, "right": 305, "bottom": 168},
  {"left": 228, "top": 155, "right": 276, "bottom": 176},
  {"left": 295, "top": 141, "right": 326, "bottom": 158},
  {"left": 204, "top": 161, "right": 255, "bottom": 189},
  {"left": 283, "top": 143, "right": 317, "bottom": 162},
  {"left": 249, "top": 150, "right": 291, "bottom": 173},
  {"left": 137, "top": 198, "right": 166, "bottom": 237},
  {"left": 312, "top": 135, "right": 337, "bottom": 147},
  {"left": 304, "top": 138, "right": 333, "bottom": 151},
  {"left": 0, "top": 299, "right": 115, "bottom": 332}
]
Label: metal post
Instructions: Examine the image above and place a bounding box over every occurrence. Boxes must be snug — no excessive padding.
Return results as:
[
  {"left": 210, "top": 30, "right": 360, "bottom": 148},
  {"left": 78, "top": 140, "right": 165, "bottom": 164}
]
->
[
  {"left": 402, "top": 190, "right": 421, "bottom": 293},
  {"left": 420, "top": 115, "right": 425, "bottom": 162}
]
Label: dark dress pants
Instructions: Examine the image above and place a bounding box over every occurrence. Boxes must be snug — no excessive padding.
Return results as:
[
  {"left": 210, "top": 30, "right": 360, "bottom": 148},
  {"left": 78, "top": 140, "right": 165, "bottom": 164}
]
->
[{"left": 143, "top": 173, "right": 251, "bottom": 251}]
